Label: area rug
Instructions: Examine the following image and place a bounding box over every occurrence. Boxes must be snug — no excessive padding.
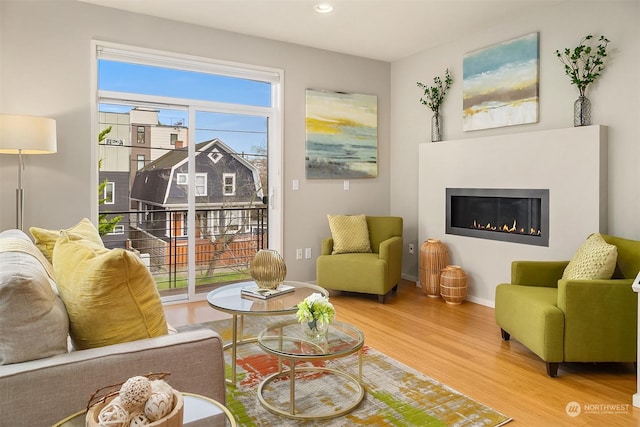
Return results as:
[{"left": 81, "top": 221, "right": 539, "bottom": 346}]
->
[{"left": 178, "top": 316, "right": 512, "bottom": 426}]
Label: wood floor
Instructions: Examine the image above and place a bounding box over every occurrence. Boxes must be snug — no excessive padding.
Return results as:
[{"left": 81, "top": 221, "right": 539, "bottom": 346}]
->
[{"left": 163, "top": 279, "right": 639, "bottom": 426}]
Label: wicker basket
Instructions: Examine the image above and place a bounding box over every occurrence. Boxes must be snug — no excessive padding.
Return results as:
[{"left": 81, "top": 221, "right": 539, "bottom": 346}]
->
[
  {"left": 86, "top": 390, "right": 184, "bottom": 427},
  {"left": 419, "top": 239, "right": 449, "bottom": 297},
  {"left": 440, "top": 265, "right": 467, "bottom": 305}
]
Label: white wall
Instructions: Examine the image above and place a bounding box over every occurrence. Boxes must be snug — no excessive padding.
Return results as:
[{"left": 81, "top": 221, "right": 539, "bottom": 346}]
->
[
  {"left": 0, "top": 1, "right": 391, "bottom": 282},
  {"left": 391, "top": 1, "right": 640, "bottom": 285},
  {"left": 419, "top": 126, "right": 607, "bottom": 306}
]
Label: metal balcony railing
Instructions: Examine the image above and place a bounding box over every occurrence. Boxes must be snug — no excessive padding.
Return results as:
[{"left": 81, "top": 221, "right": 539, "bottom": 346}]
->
[{"left": 99, "top": 207, "right": 267, "bottom": 297}]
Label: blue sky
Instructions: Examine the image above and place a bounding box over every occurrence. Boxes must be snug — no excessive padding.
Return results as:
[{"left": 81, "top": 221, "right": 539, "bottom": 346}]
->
[{"left": 98, "top": 60, "right": 269, "bottom": 154}]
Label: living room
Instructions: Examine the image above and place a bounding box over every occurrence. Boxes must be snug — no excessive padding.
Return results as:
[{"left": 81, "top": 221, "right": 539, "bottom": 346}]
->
[{"left": 1, "top": 0, "right": 639, "bottom": 425}]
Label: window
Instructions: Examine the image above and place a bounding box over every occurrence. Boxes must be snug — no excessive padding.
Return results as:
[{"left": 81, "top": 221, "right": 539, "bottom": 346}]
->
[
  {"left": 177, "top": 173, "right": 207, "bottom": 196},
  {"left": 195, "top": 173, "right": 207, "bottom": 196},
  {"left": 137, "top": 154, "right": 145, "bottom": 170},
  {"left": 104, "top": 182, "right": 115, "bottom": 204},
  {"left": 107, "top": 225, "right": 125, "bottom": 235},
  {"left": 137, "top": 126, "right": 145, "bottom": 144},
  {"left": 96, "top": 41, "right": 283, "bottom": 300},
  {"left": 177, "top": 173, "right": 188, "bottom": 185},
  {"left": 223, "top": 173, "right": 236, "bottom": 196}
]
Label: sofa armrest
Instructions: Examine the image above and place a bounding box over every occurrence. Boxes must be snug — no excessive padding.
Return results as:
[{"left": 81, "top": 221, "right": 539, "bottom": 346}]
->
[
  {"left": 558, "top": 278, "right": 637, "bottom": 361},
  {"left": 321, "top": 237, "right": 333, "bottom": 255},
  {"left": 511, "top": 260, "right": 569, "bottom": 287},
  {"left": 379, "top": 236, "right": 403, "bottom": 284},
  {"left": 0, "top": 329, "right": 225, "bottom": 427}
]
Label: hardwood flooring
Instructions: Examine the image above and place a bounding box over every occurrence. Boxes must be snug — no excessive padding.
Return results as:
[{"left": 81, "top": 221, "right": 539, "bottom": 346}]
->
[{"left": 163, "top": 279, "right": 639, "bottom": 426}]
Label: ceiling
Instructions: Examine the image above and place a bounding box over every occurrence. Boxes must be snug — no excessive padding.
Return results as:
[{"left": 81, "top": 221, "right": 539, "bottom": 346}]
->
[{"left": 79, "top": 0, "right": 566, "bottom": 62}]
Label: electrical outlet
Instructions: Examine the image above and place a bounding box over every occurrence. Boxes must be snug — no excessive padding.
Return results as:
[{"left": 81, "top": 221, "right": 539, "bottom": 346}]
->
[
  {"left": 343, "top": 180, "right": 350, "bottom": 191},
  {"left": 305, "top": 248, "right": 312, "bottom": 259},
  {"left": 408, "top": 243, "right": 415, "bottom": 255},
  {"left": 296, "top": 249, "right": 303, "bottom": 260}
]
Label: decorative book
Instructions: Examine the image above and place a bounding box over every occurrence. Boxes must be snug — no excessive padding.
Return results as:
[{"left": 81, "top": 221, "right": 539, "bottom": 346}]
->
[{"left": 241, "top": 284, "right": 295, "bottom": 300}]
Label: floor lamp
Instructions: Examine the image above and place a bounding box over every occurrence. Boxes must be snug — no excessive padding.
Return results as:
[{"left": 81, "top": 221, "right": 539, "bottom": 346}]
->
[{"left": 0, "top": 114, "right": 57, "bottom": 230}]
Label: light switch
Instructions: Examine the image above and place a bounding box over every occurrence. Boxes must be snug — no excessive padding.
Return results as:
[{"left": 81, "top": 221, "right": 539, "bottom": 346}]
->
[
  {"left": 343, "top": 180, "right": 350, "bottom": 191},
  {"left": 292, "top": 179, "right": 299, "bottom": 191}
]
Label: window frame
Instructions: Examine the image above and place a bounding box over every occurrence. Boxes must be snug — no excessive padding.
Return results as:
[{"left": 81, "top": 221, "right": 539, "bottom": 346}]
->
[
  {"left": 103, "top": 181, "right": 115, "bottom": 205},
  {"left": 92, "top": 40, "right": 284, "bottom": 303},
  {"left": 223, "top": 173, "right": 236, "bottom": 196}
]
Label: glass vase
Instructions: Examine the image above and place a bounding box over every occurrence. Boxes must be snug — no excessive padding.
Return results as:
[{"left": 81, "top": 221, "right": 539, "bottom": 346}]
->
[
  {"left": 431, "top": 112, "right": 442, "bottom": 142},
  {"left": 249, "top": 249, "right": 287, "bottom": 289},
  {"left": 574, "top": 96, "right": 591, "bottom": 127},
  {"left": 301, "top": 319, "right": 329, "bottom": 339}
]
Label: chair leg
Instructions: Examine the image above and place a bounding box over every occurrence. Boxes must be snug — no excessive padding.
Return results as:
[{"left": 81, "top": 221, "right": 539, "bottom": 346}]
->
[
  {"left": 500, "top": 329, "right": 510, "bottom": 341},
  {"left": 546, "top": 362, "right": 559, "bottom": 378},
  {"left": 378, "top": 294, "right": 385, "bottom": 304},
  {"left": 392, "top": 284, "right": 398, "bottom": 293}
]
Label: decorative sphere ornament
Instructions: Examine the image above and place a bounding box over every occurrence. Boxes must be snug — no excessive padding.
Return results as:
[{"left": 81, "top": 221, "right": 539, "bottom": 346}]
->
[
  {"left": 97, "top": 401, "right": 129, "bottom": 427},
  {"left": 249, "top": 249, "right": 287, "bottom": 289},
  {"left": 144, "top": 392, "right": 173, "bottom": 421},
  {"left": 119, "top": 376, "right": 152, "bottom": 411}
]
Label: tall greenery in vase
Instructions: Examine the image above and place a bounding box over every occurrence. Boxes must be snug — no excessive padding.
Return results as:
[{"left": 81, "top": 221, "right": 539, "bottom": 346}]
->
[
  {"left": 417, "top": 68, "right": 453, "bottom": 114},
  {"left": 417, "top": 68, "right": 452, "bottom": 141},
  {"left": 555, "top": 35, "right": 610, "bottom": 97}
]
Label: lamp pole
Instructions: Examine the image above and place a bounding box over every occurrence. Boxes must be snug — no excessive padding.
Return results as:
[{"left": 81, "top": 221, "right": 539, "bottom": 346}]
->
[{"left": 16, "top": 149, "right": 24, "bottom": 230}]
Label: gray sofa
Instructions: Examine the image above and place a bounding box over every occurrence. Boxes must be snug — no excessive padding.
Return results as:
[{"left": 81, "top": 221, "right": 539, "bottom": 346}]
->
[
  {"left": 0, "top": 228, "right": 226, "bottom": 426},
  {"left": 0, "top": 329, "right": 226, "bottom": 426}
]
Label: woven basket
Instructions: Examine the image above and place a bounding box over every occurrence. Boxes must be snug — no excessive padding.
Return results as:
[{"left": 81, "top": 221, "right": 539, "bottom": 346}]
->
[
  {"left": 440, "top": 265, "right": 467, "bottom": 305},
  {"left": 419, "top": 239, "right": 449, "bottom": 297},
  {"left": 86, "top": 390, "right": 184, "bottom": 427}
]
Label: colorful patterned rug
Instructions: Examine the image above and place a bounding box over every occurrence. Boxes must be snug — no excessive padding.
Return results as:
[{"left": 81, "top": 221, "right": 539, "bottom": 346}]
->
[{"left": 179, "top": 316, "right": 512, "bottom": 426}]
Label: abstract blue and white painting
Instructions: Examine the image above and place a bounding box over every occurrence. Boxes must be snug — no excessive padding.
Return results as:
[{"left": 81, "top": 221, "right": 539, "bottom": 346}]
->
[
  {"left": 305, "top": 89, "right": 378, "bottom": 179},
  {"left": 463, "top": 32, "right": 539, "bottom": 131}
]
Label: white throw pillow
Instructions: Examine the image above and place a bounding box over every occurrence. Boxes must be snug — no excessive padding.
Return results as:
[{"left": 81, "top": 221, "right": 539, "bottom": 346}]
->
[{"left": 0, "top": 229, "right": 69, "bottom": 364}]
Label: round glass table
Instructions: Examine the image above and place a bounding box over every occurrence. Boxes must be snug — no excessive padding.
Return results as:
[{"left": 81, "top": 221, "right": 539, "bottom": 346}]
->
[
  {"left": 207, "top": 280, "right": 328, "bottom": 385},
  {"left": 53, "top": 393, "right": 236, "bottom": 426},
  {"left": 257, "top": 319, "right": 365, "bottom": 420}
]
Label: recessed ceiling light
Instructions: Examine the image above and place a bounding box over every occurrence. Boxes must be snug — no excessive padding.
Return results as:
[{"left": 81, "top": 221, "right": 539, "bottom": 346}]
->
[{"left": 314, "top": 3, "right": 334, "bottom": 14}]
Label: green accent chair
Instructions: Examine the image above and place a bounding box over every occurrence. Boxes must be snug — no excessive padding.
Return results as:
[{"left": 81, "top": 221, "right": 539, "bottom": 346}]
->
[
  {"left": 316, "top": 216, "right": 403, "bottom": 303},
  {"left": 495, "top": 234, "right": 640, "bottom": 377}
]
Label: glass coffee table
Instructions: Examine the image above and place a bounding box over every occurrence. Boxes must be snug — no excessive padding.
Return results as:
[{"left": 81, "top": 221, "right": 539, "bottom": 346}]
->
[
  {"left": 256, "top": 319, "right": 365, "bottom": 420},
  {"left": 53, "top": 393, "right": 236, "bottom": 427},
  {"left": 207, "top": 280, "right": 328, "bottom": 385}
]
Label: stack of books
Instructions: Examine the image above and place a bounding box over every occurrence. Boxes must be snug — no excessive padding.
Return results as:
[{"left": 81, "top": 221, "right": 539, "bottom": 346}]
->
[{"left": 241, "top": 284, "right": 295, "bottom": 300}]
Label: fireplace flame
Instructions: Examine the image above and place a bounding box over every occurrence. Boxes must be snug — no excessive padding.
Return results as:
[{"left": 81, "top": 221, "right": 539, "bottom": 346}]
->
[{"left": 472, "top": 219, "right": 541, "bottom": 236}]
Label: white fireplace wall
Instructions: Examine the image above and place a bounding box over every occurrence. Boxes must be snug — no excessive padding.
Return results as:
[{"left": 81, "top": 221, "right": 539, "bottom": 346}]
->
[{"left": 418, "top": 125, "right": 607, "bottom": 307}]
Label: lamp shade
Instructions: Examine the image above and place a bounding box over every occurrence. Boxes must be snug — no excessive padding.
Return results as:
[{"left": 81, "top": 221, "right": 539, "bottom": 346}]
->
[{"left": 0, "top": 114, "right": 57, "bottom": 154}]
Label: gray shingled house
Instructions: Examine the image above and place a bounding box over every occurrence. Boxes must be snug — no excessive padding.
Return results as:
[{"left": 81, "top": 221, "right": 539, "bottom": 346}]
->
[{"left": 131, "top": 138, "right": 265, "bottom": 241}]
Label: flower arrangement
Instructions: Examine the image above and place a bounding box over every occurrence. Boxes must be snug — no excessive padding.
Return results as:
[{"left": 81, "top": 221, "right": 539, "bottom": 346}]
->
[
  {"left": 296, "top": 293, "right": 335, "bottom": 333},
  {"left": 555, "top": 35, "right": 610, "bottom": 97},
  {"left": 417, "top": 68, "right": 453, "bottom": 114}
]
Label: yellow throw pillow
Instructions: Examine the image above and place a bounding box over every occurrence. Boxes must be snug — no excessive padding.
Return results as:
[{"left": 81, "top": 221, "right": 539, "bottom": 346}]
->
[
  {"left": 328, "top": 214, "right": 372, "bottom": 254},
  {"left": 30, "top": 218, "right": 103, "bottom": 263},
  {"left": 53, "top": 232, "right": 168, "bottom": 350},
  {"left": 562, "top": 233, "right": 618, "bottom": 280}
]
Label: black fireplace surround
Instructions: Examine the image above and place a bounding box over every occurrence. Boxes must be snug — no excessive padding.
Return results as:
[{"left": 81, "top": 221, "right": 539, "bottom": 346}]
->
[{"left": 446, "top": 188, "right": 549, "bottom": 246}]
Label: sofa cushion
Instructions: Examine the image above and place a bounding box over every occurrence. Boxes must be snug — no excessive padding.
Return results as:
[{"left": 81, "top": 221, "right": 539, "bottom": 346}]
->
[
  {"left": 0, "top": 229, "right": 69, "bottom": 365},
  {"left": 562, "top": 233, "right": 618, "bottom": 280},
  {"left": 327, "top": 214, "right": 372, "bottom": 254},
  {"left": 30, "top": 217, "right": 104, "bottom": 263},
  {"left": 53, "top": 231, "right": 168, "bottom": 350}
]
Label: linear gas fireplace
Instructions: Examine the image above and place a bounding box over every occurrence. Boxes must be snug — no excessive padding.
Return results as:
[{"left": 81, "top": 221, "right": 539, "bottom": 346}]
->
[{"left": 446, "top": 188, "right": 549, "bottom": 246}]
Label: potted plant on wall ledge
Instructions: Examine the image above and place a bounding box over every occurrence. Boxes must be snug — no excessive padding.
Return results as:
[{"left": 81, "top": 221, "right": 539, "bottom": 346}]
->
[
  {"left": 555, "top": 34, "right": 610, "bottom": 127},
  {"left": 417, "top": 68, "right": 452, "bottom": 142}
]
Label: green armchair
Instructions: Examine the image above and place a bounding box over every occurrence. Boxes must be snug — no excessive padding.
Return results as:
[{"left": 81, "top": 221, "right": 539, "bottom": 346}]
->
[
  {"left": 316, "top": 216, "right": 403, "bottom": 303},
  {"left": 495, "top": 234, "right": 640, "bottom": 377}
]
